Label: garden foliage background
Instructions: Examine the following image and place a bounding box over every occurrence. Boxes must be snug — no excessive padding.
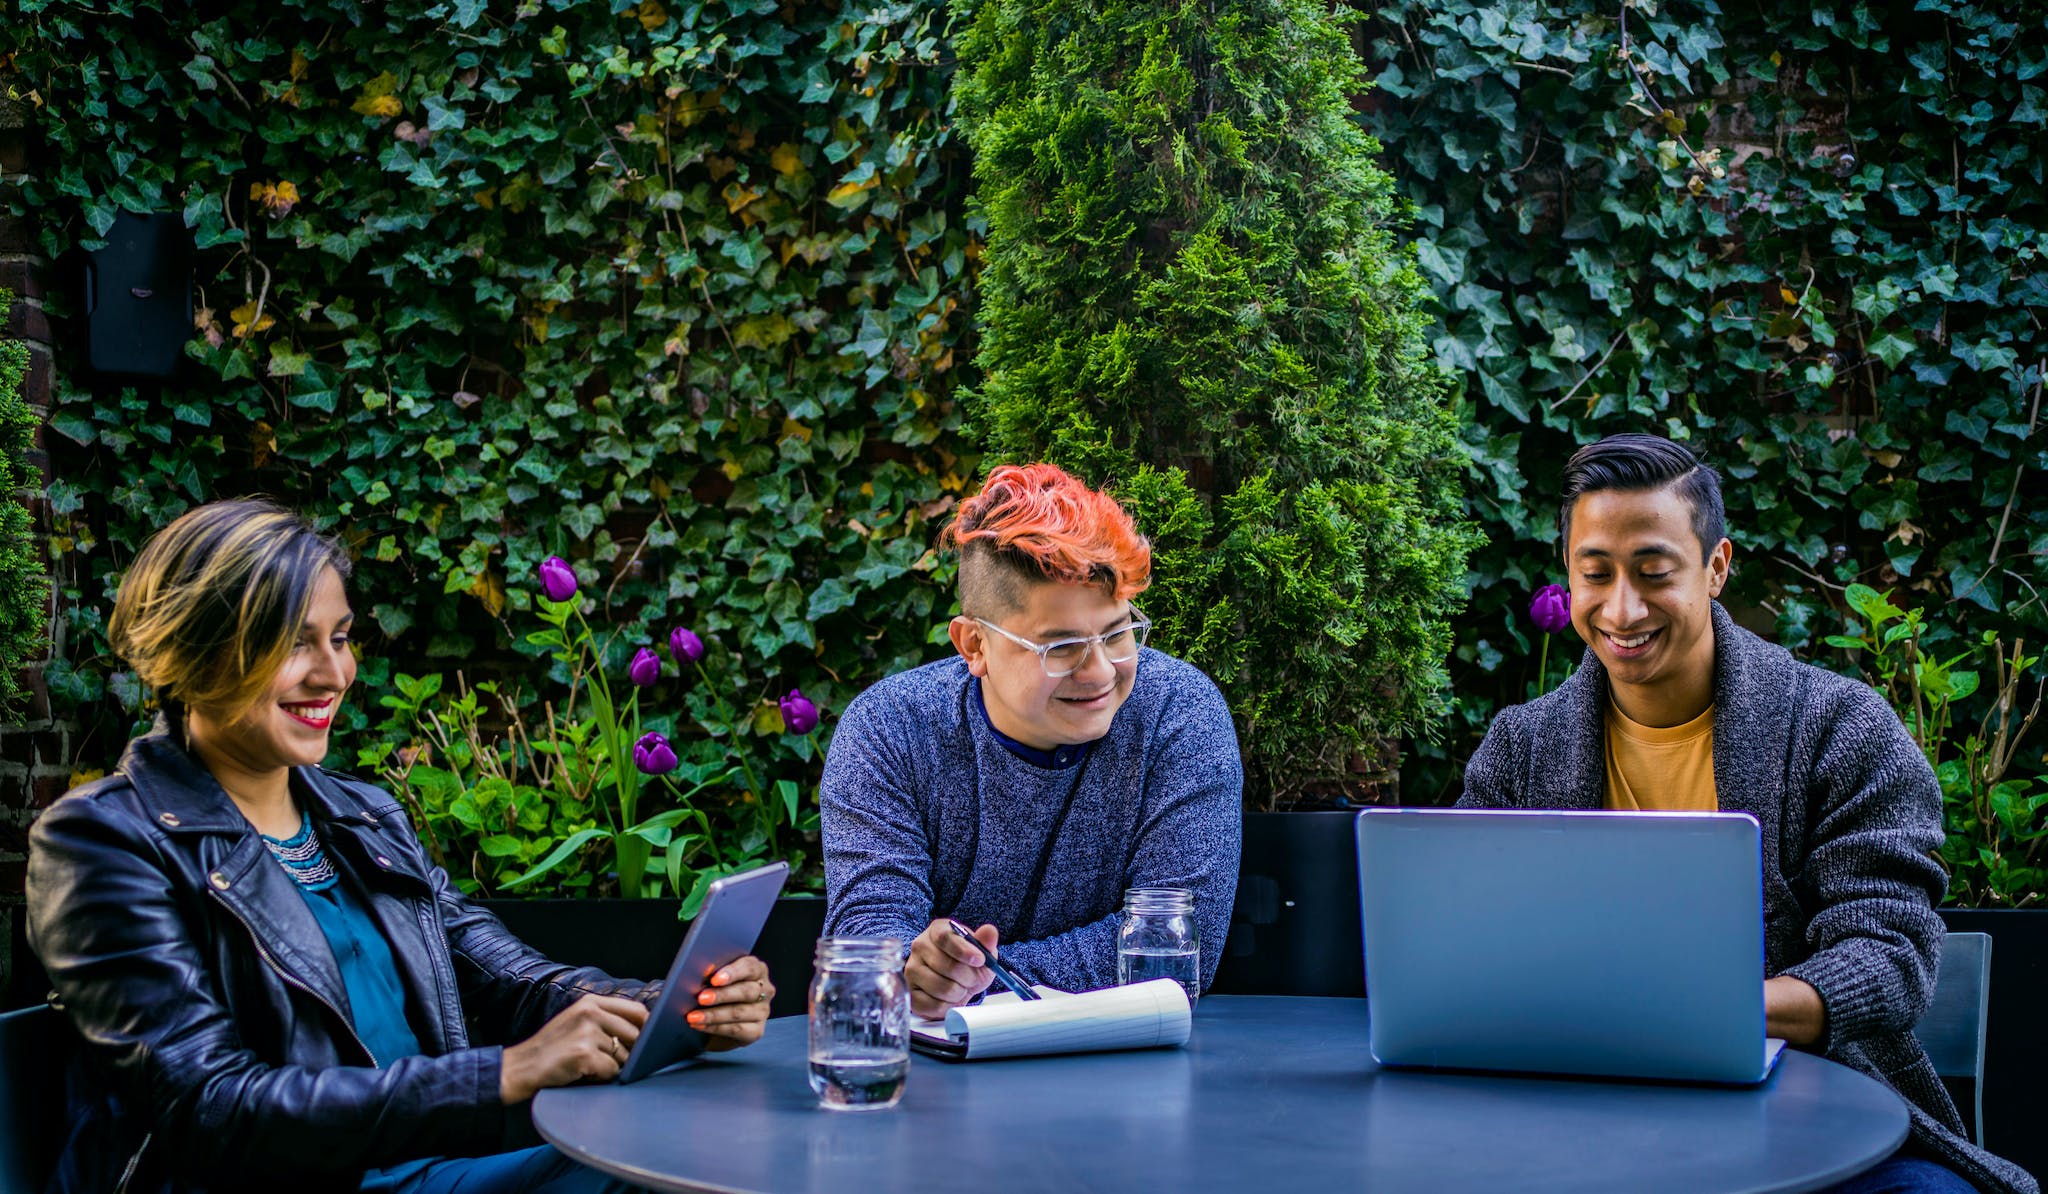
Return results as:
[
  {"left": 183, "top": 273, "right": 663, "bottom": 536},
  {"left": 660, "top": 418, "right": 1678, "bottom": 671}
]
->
[
  {"left": 1363, "top": 0, "right": 2047, "bottom": 902},
  {"left": 3, "top": 0, "right": 977, "bottom": 896},
  {"left": 4, "top": 0, "right": 2045, "bottom": 902}
]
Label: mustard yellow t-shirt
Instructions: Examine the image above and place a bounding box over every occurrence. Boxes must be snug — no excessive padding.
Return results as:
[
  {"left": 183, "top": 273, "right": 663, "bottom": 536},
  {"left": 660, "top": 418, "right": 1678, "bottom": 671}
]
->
[{"left": 1603, "top": 700, "right": 1718, "bottom": 811}]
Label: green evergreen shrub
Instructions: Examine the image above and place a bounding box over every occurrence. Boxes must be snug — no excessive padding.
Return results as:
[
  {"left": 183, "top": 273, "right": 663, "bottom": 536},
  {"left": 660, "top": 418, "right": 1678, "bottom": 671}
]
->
[
  {"left": 951, "top": 0, "right": 1479, "bottom": 802},
  {"left": 0, "top": 287, "right": 48, "bottom": 719}
]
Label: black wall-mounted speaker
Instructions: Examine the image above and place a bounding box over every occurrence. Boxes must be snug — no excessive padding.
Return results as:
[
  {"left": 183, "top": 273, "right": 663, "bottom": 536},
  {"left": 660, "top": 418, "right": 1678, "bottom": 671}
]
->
[{"left": 85, "top": 211, "right": 194, "bottom": 379}]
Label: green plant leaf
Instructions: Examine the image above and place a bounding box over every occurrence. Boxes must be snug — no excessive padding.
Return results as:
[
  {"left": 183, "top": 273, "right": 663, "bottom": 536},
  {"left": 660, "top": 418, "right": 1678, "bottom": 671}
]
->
[{"left": 499, "top": 827, "right": 611, "bottom": 890}]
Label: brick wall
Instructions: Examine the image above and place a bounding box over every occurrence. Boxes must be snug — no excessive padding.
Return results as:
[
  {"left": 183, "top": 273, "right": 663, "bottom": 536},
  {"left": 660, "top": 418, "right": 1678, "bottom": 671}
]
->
[{"left": 1, "top": 89, "right": 68, "bottom": 1006}]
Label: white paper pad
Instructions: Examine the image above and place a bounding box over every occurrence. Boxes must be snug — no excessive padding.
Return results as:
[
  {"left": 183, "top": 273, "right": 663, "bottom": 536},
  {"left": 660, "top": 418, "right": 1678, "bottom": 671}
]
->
[{"left": 911, "top": 979, "right": 1192, "bottom": 1060}]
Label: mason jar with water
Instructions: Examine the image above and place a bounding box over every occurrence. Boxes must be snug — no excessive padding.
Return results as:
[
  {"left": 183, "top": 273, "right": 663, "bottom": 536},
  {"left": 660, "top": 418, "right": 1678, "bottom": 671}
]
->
[
  {"left": 807, "top": 937, "right": 910, "bottom": 1111},
  {"left": 1117, "top": 886, "right": 1200, "bottom": 1005}
]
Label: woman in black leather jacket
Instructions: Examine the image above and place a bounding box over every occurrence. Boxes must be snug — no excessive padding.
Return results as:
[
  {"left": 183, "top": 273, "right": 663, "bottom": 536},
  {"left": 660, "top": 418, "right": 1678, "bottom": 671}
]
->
[{"left": 27, "top": 500, "right": 776, "bottom": 1193}]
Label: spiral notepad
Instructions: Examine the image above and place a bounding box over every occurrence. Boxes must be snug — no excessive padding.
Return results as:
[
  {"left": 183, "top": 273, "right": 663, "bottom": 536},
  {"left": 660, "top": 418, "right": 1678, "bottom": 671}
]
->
[{"left": 909, "top": 978, "right": 1192, "bottom": 1060}]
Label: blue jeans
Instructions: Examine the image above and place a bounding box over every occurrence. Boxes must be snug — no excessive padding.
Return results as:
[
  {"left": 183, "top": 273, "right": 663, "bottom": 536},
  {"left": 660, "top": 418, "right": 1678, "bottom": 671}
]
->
[
  {"left": 1825, "top": 1154, "right": 1979, "bottom": 1194},
  {"left": 362, "top": 1145, "right": 644, "bottom": 1193}
]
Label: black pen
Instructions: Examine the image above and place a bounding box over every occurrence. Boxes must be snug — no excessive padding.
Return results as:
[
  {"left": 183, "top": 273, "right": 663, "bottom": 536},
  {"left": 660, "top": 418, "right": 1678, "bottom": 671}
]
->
[{"left": 945, "top": 918, "right": 1042, "bottom": 1001}]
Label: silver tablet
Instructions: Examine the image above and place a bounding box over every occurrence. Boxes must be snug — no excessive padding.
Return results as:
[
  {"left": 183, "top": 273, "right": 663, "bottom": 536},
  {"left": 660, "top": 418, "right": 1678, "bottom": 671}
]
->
[{"left": 617, "top": 861, "right": 789, "bottom": 1083}]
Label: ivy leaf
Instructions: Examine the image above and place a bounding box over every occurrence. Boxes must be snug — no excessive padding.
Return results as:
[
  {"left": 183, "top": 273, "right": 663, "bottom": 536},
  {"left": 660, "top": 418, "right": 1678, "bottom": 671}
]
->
[
  {"left": 1867, "top": 331, "right": 1916, "bottom": 369},
  {"left": 806, "top": 577, "right": 858, "bottom": 618},
  {"left": 824, "top": 179, "right": 873, "bottom": 209},
  {"left": 49, "top": 411, "right": 97, "bottom": 445},
  {"left": 845, "top": 310, "right": 892, "bottom": 358},
  {"left": 268, "top": 343, "right": 311, "bottom": 378}
]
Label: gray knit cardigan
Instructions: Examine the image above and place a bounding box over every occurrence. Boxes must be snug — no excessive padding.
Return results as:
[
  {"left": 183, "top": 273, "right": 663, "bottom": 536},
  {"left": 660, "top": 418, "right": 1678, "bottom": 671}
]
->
[{"left": 1460, "top": 602, "right": 2036, "bottom": 1194}]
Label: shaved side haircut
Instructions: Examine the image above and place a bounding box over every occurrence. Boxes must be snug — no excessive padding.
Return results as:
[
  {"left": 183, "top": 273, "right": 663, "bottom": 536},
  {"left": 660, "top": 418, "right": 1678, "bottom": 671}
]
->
[{"left": 942, "top": 463, "right": 1152, "bottom": 617}]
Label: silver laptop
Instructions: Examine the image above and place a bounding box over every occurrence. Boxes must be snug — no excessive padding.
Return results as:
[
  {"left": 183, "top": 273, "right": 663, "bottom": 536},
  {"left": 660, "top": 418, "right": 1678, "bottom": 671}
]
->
[{"left": 1356, "top": 808, "right": 1787, "bottom": 1084}]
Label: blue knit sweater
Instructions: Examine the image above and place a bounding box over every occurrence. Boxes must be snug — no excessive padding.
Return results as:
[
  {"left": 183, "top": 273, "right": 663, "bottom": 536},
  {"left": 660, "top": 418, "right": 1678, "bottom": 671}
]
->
[{"left": 821, "top": 648, "right": 1243, "bottom": 993}]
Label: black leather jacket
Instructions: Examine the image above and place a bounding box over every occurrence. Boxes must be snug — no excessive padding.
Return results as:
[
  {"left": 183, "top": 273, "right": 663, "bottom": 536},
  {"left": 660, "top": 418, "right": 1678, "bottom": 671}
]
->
[{"left": 26, "top": 720, "right": 650, "bottom": 1192}]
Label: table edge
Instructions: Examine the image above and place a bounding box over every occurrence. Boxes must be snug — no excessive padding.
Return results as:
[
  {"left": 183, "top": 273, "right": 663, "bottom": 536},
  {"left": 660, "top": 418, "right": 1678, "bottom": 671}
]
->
[{"left": 532, "top": 996, "right": 1915, "bottom": 1194}]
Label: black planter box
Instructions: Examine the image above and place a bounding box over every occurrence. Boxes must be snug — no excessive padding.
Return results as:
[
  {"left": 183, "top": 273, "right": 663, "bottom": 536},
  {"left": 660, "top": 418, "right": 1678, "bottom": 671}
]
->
[
  {"left": 478, "top": 896, "right": 826, "bottom": 1022},
  {"left": 1211, "top": 811, "right": 1365, "bottom": 997},
  {"left": 1937, "top": 907, "right": 2048, "bottom": 1181}
]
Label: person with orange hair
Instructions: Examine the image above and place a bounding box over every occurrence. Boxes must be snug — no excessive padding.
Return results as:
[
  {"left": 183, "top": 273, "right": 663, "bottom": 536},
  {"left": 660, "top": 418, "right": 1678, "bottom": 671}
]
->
[{"left": 821, "top": 463, "right": 1242, "bottom": 1016}]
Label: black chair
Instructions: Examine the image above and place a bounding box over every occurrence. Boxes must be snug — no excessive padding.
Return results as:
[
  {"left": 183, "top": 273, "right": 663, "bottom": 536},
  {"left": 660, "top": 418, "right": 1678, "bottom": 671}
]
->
[
  {"left": 1210, "top": 811, "right": 1365, "bottom": 997},
  {"left": 1913, "top": 931, "right": 1993, "bottom": 1147},
  {"left": 1, "top": 1003, "right": 75, "bottom": 1194}
]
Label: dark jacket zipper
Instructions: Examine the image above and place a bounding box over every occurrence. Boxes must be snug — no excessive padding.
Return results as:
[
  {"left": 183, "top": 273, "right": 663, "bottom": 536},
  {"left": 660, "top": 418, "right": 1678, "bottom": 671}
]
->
[
  {"left": 207, "top": 889, "right": 381, "bottom": 1068},
  {"left": 114, "top": 1131, "right": 152, "bottom": 1194}
]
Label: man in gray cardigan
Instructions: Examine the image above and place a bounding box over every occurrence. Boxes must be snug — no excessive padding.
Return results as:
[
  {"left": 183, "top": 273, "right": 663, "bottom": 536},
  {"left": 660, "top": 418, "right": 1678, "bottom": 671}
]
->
[{"left": 1462, "top": 434, "right": 2033, "bottom": 1194}]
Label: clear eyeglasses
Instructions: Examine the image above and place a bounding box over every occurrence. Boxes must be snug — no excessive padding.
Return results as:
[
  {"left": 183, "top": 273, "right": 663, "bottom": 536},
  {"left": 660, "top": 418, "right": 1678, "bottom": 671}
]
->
[{"left": 973, "top": 607, "right": 1152, "bottom": 678}]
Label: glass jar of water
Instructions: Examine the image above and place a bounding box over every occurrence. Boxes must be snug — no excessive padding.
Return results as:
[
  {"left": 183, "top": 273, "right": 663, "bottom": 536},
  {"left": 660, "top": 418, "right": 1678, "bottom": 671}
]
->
[
  {"left": 1117, "top": 887, "right": 1200, "bottom": 1005},
  {"left": 807, "top": 937, "right": 910, "bottom": 1111}
]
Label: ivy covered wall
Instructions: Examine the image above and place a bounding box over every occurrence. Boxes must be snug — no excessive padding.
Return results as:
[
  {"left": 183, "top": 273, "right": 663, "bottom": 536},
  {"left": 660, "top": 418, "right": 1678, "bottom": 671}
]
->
[
  {"left": 1360, "top": 1, "right": 2047, "bottom": 827},
  {"left": 6, "top": 0, "right": 2042, "bottom": 837},
  {"left": 4, "top": 0, "right": 976, "bottom": 774}
]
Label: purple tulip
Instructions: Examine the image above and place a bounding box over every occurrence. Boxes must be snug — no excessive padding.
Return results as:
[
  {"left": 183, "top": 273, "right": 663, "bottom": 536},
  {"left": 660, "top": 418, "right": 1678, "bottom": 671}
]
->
[
  {"left": 628, "top": 646, "right": 662, "bottom": 687},
  {"left": 538, "top": 556, "right": 578, "bottom": 603},
  {"left": 670, "top": 627, "right": 705, "bottom": 664},
  {"left": 778, "top": 688, "right": 820, "bottom": 734},
  {"left": 633, "top": 731, "right": 678, "bottom": 776},
  {"left": 1528, "top": 583, "right": 1572, "bottom": 634}
]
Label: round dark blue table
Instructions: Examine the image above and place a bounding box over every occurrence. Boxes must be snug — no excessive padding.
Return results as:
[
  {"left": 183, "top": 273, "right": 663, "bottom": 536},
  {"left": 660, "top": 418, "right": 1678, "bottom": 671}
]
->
[{"left": 532, "top": 995, "right": 1908, "bottom": 1193}]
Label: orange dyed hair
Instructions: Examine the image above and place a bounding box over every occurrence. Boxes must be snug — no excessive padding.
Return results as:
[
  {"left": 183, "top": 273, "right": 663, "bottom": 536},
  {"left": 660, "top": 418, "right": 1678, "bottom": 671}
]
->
[{"left": 941, "top": 463, "right": 1151, "bottom": 612}]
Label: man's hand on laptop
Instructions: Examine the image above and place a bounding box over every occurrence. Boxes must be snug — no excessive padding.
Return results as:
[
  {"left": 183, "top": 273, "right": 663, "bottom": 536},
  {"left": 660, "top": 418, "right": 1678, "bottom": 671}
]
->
[
  {"left": 1764, "top": 975, "right": 1826, "bottom": 1047},
  {"left": 908, "top": 919, "right": 999, "bottom": 1018}
]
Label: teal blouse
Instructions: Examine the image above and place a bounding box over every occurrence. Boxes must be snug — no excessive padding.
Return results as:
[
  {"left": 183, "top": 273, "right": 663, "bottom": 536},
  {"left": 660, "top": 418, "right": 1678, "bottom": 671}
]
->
[{"left": 260, "top": 811, "right": 423, "bottom": 1067}]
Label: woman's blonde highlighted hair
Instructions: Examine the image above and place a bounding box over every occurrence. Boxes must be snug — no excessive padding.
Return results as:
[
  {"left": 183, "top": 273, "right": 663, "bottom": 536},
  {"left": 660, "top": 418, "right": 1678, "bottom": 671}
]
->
[{"left": 108, "top": 498, "right": 351, "bottom": 726}]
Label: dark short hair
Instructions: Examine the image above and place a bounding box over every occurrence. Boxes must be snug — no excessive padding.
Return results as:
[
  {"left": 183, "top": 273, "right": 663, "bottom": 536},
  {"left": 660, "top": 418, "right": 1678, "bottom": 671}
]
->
[{"left": 1558, "top": 434, "right": 1726, "bottom": 563}]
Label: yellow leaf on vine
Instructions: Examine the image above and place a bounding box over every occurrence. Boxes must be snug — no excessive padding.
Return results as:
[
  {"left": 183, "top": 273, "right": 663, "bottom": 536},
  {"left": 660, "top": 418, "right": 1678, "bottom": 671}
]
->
[
  {"left": 672, "top": 88, "right": 723, "bottom": 129},
  {"left": 250, "top": 179, "right": 300, "bottom": 216},
  {"left": 467, "top": 570, "right": 507, "bottom": 618},
  {"left": 1779, "top": 286, "right": 1799, "bottom": 306},
  {"left": 824, "top": 179, "right": 873, "bottom": 209},
  {"left": 353, "top": 93, "right": 402, "bottom": 119},
  {"left": 230, "top": 301, "right": 276, "bottom": 338},
  {"left": 250, "top": 421, "right": 277, "bottom": 467},
  {"left": 721, "top": 460, "right": 744, "bottom": 481},
  {"left": 769, "top": 143, "right": 804, "bottom": 176},
  {"left": 352, "top": 72, "right": 401, "bottom": 118},
  {"left": 733, "top": 314, "right": 793, "bottom": 349},
  {"left": 780, "top": 417, "right": 812, "bottom": 442},
  {"left": 722, "top": 182, "right": 761, "bottom": 213},
  {"left": 636, "top": 1, "right": 668, "bottom": 30}
]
